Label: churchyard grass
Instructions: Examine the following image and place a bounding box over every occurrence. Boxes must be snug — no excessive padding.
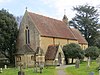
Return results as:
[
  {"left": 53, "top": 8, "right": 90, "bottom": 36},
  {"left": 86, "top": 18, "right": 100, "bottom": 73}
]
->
[
  {"left": 66, "top": 61, "right": 98, "bottom": 75},
  {"left": 0, "top": 66, "right": 57, "bottom": 75}
]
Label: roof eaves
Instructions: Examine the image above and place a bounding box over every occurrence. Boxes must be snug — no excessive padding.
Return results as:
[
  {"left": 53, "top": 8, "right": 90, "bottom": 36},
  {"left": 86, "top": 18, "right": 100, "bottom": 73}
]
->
[{"left": 41, "top": 35, "right": 77, "bottom": 40}]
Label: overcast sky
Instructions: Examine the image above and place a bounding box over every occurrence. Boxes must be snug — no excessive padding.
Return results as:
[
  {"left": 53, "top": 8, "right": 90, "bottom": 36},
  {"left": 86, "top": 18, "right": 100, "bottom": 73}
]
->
[{"left": 0, "top": 0, "right": 100, "bottom": 21}]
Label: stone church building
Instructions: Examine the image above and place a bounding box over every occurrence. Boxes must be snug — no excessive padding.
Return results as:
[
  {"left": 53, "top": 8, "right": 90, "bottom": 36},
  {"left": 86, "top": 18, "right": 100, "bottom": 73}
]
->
[{"left": 15, "top": 10, "right": 88, "bottom": 67}]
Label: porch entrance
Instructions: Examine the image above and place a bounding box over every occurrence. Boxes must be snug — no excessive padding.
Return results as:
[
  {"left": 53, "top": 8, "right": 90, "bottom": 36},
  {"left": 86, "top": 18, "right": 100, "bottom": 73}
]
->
[{"left": 58, "top": 52, "right": 62, "bottom": 65}]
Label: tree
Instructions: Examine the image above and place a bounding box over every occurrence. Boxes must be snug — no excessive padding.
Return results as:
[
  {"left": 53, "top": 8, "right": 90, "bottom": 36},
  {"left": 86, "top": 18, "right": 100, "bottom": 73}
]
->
[
  {"left": 94, "top": 32, "right": 100, "bottom": 48},
  {"left": 63, "top": 43, "right": 84, "bottom": 64},
  {"left": 70, "top": 4, "right": 99, "bottom": 46},
  {"left": 0, "top": 9, "right": 18, "bottom": 64},
  {"left": 16, "top": 16, "right": 22, "bottom": 27},
  {"left": 85, "top": 46, "right": 99, "bottom": 59},
  {"left": 95, "top": 37, "right": 100, "bottom": 49}
]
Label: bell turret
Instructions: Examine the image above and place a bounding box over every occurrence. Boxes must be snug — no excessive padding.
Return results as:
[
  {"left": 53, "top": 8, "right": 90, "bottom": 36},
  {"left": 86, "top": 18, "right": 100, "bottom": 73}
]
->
[{"left": 62, "top": 9, "right": 69, "bottom": 26}]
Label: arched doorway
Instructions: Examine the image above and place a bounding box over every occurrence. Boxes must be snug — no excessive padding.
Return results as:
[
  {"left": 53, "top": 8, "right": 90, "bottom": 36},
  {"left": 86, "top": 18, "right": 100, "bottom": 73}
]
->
[{"left": 58, "top": 52, "right": 62, "bottom": 65}]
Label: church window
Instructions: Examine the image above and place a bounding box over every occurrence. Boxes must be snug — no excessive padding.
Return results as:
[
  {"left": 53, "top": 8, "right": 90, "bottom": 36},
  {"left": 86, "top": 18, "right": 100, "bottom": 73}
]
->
[
  {"left": 28, "top": 29, "right": 30, "bottom": 44},
  {"left": 25, "top": 30, "right": 28, "bottom": 44},
  {"left": 84, "top": 46, "right": 85, "bottom": 50},
  {"left": 31, "top": 56, "right": 34, "bottom": 61},
  {"left": 16, "top": 56, "right": 21, "bottom": 62},
  {"left": 25, "top": 26, "right": 30, "bottom": 44}
]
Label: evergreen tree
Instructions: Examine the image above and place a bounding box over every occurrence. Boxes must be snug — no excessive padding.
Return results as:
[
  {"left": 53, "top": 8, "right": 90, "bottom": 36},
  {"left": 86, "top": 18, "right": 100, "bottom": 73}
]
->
[
  {"left": 0, "top": 9, "right": 18, "bottom": 64},
  {"left": 70, "top": 4, "right": 99, "bottom": 46}
]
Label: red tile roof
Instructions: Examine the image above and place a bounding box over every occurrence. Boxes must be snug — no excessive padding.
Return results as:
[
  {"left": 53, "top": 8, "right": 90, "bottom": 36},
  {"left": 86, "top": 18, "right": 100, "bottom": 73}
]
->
[
  {"left": 28, "top": 12, "right": 77, "bottom": 40},
  {"left": 45, "top": 44, "right": 59, "bottom": 60},
  {"left": 71, "top": 28, "right": 88, "bottom": 44}
]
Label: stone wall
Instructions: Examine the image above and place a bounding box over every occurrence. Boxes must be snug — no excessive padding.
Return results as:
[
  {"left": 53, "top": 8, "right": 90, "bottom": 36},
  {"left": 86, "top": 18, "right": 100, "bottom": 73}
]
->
[
  {"left": 40, "top": 36, "right": 78, "bottom": 55},
  {"left": 16, "top": 11, "right": 40, "bottom": 51},
  {"left": 45, "top": 60, "right": 55, "bottom": 65},
  {"left": 40, "top": 37, "right": 53, "bottom": 55},
  {"left": 15, "top": 54, "right": 34, "bottom": 68}
]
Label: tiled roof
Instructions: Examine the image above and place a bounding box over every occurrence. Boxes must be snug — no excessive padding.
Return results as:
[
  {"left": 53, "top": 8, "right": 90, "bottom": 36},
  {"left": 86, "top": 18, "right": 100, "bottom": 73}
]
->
[
  {"left": 28, "top": 12, "right": 77, "bottom": 40},
  {"left": 45, "top": 44, "right": 59, "bottom": 60},
  {"left": 16, "top": 45, "right": 34, "bottom": 54},
  {"left": 71, "top": 28, "right": 88, "bottom": 44}
]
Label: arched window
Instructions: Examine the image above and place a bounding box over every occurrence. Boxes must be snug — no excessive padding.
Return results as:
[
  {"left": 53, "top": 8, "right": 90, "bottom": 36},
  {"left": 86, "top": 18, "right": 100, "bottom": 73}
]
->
[
  {"left": 16, "top": 56, "right": 21, "bottom": 62},
  {"left": 31, "top": 56, "right": 34, "bottom": 61},
  {"left": 25, "top": 26, "right": 30, "bottom": 44}
]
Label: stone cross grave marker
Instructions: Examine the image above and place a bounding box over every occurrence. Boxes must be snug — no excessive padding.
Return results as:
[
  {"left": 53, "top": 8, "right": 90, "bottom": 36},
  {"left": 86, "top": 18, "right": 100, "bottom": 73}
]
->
[
  {"left": 75, "top": 58, "right": 80, "bottom": 68},
  {"left": 18, "top": 63, "right": 24, "bottom": 75}
]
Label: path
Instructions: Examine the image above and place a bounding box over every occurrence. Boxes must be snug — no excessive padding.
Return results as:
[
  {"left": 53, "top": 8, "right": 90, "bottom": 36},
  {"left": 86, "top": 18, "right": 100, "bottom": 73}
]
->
[{"left": 56, "top": 65, "right": 74, "bottom": 75}]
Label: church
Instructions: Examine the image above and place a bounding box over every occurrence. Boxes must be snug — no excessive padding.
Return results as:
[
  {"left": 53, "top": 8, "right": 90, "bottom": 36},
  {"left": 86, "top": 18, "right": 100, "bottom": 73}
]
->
[{"left": 15, "top": 10, "right": 88, "bottom": 67}]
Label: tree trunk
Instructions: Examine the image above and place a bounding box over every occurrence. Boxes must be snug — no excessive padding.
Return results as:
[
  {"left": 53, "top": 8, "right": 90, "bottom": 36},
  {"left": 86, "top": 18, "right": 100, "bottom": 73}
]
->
[
  {"left": 9, "top": 55, "right": 15, "bottom": 66},
  {"left": 65, "top": 58, "right": 68, "bottom": 64},
  {"left": 72, "top": 58, "right": 74, "bottom": 64}
]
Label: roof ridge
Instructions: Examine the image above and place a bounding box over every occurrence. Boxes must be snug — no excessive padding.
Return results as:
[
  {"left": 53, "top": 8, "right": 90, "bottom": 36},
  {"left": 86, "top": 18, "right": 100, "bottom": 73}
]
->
[{"left": 28, "top": 11, "right": 63, "bottom": 22}]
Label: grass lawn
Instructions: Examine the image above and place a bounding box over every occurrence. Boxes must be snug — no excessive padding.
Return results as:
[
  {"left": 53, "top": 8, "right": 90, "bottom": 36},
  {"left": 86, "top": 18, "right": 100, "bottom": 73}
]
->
[
  {"left": 66, "top": 61, "right": 99, "bottom": 75},
  {"left": 0, "top": 66, "right": 57, "bottom": 75}
]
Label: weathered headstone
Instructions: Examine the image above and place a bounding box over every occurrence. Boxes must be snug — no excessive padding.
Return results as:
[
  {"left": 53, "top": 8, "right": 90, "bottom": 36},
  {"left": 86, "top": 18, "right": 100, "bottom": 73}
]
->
[
  {"left": 40, "top": 67, "right": 42, "bottom": 73},
  {"left": 39, "top": 64, "right": 43, "bottom": 73},
  {"left": 87, "top": 57, "right": 91, "bottom": 68},
  {"left": 18, "top": 71, "right": 25, "bottom": 75},
  {"left": 18, "top": 63, "right": 24, "bottom": 75},
  {"left": 89, "top": 72, "right": 94, "bottom": 75},
  {"left": 99, "top": 68, "right": 100, "bottom": 75},
  {"left": 0, "top": 68, "right": 3, "bottom": 73},
  {"left": 4, "top": 65, "right": 7, "bottom": 69},
  {"left": 96, "top": 55, "right": 100, "bottom": 68},
  {"left": 34, "top": 63, "right": 38, "bottom": 73},
  {"left": 97, "top": 55, "right": 100, "bottom": 75},
  {"left": 75, "top": 58, "right": 80, "bottom": 68}
]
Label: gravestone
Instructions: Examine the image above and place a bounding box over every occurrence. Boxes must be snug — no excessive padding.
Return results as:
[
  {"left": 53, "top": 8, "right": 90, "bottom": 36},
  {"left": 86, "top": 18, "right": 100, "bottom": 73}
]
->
[
  {"left": 18, "top": 71, "right": 24, "bottom": 75},
  {"left": 99, "top": 68, "right": 100, "bottom": 75},
  {"left": 89, "top": 72, "right": 94, "bottom": 75},
  {"left": 75, "top": 58, "right": 80, "bottom": 68},
  {"left": 0, "top": 68, "right": 2, "bottom": 73},
  {"left": 40, "top": 67, "right": 42, "bottom": 73},
  {"left": 87, "top": 57, "right": 91, "bottom": 68},
  {"left": 4, "top": 65, "right": 7, "bottom": 69},
  {"left": 96, "top": 55, "right": 100, "bottom": 75},
  {"left": 39, "top": 64, "right": 44, "bottom": 73},
  {"left": 34, "top": 62, "right": 44, "bottom": 73},
  {"left": 34, "top": 63, "right": 38, "bottom": 73},
  {"left": 18, "top": 63, "right": 25, "bottom": 75},
  {"left": 96, "top": 55, "right": 100, "bottom": 68}
]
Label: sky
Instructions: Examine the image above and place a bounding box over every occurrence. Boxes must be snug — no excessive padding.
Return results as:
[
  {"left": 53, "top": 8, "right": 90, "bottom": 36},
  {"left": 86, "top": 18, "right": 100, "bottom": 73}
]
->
[{"left": 0, "top": 0, "right": 100, "bottom": 21}]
